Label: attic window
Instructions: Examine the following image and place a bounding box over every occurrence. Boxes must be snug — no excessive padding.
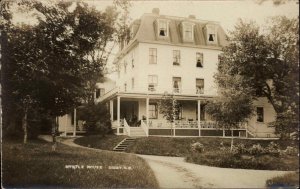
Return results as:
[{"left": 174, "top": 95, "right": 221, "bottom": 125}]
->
[
  {"left": 209, "top": 34, "right": 215, "bottom": 41},
  {"left": 182, "top": 22, "right": 194, "bottom": 42},
  {"left": 206, "top": 24, "right": 218, "bottom": 44},
  {"left": 158, "top": 20, "right": 168, "bottom": 37}
]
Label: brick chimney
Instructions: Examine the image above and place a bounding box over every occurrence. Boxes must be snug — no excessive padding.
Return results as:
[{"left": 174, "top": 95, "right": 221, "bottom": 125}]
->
[
  {"left": 188, "top": 15, "right": 196, "bottom": 19},
  {"left": 152, "top": 8, "right": 160, "bottom": 15}
]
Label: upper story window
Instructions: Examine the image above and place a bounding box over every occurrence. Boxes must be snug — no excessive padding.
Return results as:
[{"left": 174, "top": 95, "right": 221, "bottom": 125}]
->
[
  {"left": 149, "top": 48, "right": 157, "bottom": 64},
  {"left": 131, "top": 78, "right": 134, "bottom": 90},
  {"left": 196, "top": 79, "right": 204, "bottom": 94},
  {"left": 173, "top": 77, "right": 181, "bottom": 93},
  {"left": 173, "top": 50, "right": 180, "bottom": 65},
  {"left": 124, "top": 83, "right": 127, "bottom": 92},
  {"left": 96, "top": 88, "right": 105, "bottom": 98},
  {"left": 196, "top": 52, "right": 203, "bottom": 68},
  {"left": 131, "top": 51, "right": 135, "bottom": 68},
  {"left": 256, "top": 107, "right": 264, "bottom": 122},
  {"left": 182, "top": 22, "right": 194, "bottom": 42},
  {"left": 157, "top": 19, "right": 169, "bottom": 37},
  {"left": 124, "top": 61, "right": 127, "bottom": 74},
  {"left": 206, "top": 24, "right": 218, "bottom": 45},
  {"left": 148, "top": 75, "right": 158, "bottom": 92}
]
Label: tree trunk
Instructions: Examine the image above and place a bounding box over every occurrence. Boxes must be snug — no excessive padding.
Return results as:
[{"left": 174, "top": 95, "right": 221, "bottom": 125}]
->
[
  {"left": 51, "top": 116, "right": 57, "bottom": 151},
  {"left": 22, "top": 109, "right": 28, "bottom": 144},
  {"left": 230, "top": 129, "right": 234, "bottom": 152}
]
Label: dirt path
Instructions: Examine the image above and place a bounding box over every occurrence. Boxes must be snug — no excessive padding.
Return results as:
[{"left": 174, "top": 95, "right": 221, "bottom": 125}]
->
[
  {"left": 138, "top": 154, "right": 291, "bottom": 188},
  {"left": 38, "top": 135, "right": 292, "bottom": 188}
]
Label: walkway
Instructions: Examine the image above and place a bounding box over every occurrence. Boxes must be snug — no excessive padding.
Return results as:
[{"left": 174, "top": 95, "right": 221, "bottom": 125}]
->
[{"left": 38, "top": 135, "right": 291, "bottom": 188}]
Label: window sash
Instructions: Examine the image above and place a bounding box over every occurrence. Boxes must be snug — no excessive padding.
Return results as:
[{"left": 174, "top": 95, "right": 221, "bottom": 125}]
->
[
  {"left": 196, "top": 52, "right": 203, "bottom": 67},
  {"left": 149, "top": 48, "right": 157, "bottom": 64},
  {"left": 184, "top": 24, "right": 193, "bottom": 40},
  {"left": 256, "top": 107, "right": 264, "bottom": 122},
  {"left": 173, "top": 77, "right": 181, "bottom": 92},
  {"left": 196, "top": 79, "right": 204, "bottom": 94},
  {"left": 149, "top": 104, "right": 158, "bottom": 119},
  {"left": 173, "top": 50, "right": 180, "bottom": 65}
]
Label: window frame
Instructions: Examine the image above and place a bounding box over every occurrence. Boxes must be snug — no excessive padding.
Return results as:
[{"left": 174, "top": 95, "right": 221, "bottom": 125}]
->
[
  {"left": 172, "top": 77, "right": 182, "bottom": 93},
  {"left": 206, "top": 24, "right": 218, "bottom": 45},
  {"left": 149, "top": 48, "right": 157, "bottom": 64},
  {"left": 196, "top": 52, "right": 204, "bottom": 68},
  {"left": 148, "top": 75, "right": 158, "bottom": 92},
  {"left": 173, "top": 50, "right": 181, "bottom": 66},
  {"left": 182, "top": 22, "right": 195, "bottom": 42},
  {"left": 256, "top": 107, "right": 264, "bottom": 123},
  {"left": 157, "top": 19, "right": 169, "bottom": 37},
  {"left": 196, "top": 78, "right": 204, "bottom": 94},
  {"left": 149, "top": 103, "right": 158, "bottom": 119}
]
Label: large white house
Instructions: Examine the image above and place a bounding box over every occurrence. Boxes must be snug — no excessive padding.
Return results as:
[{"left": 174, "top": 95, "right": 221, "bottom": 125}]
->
[{"left": 59, "top": 8, "right": 277, "bottom": 138}]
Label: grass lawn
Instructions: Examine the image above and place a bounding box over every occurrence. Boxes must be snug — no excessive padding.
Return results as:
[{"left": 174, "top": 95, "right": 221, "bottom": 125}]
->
[
  {"left": 74, "top": 134, "right": 127, "bottom": 150},
  {"left": 266, "top": 172, "right": 299, "bottom": 188},
  {"left": 125, "top": 137, "right": 299, "bottom": 171},
  {"left": 2, "top": 138, "right": 158, "bottom": 188}
]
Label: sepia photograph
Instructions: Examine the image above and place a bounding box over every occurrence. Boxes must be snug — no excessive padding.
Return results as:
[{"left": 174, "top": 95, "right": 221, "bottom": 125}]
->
[{"left": 1, "top": 0, "right": 299, "bottom": 188}]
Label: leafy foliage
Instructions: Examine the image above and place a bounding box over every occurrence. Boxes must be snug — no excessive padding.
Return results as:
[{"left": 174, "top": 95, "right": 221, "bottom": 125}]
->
[
  {"left": 208, "top": 17, "right": 299, "bottom": 138},
  {"left": 158, "top": 93, "right": 181, "bottom": 122},
  {"left": 1, "top": 1, "right": 118, "bottom": 142}
]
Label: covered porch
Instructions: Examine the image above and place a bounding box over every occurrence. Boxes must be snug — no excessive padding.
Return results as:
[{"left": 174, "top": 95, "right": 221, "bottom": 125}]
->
[{"left": 107, "top": 94, "right": 249, "bottom": 138}]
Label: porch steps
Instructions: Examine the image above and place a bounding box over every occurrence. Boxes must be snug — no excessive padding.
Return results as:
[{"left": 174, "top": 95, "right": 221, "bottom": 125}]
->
[
  {"left": 129, "top": 127, "right": 147, "bottom": 137},
  {"left": 113, "top": 138, "right": 136, "bottom": 152}
]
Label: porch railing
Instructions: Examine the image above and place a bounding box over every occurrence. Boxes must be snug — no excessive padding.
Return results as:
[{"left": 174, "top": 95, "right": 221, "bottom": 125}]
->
[
  {"left": 147, "top": 120, "right": 248, "bottom": 129},
  {"left": 141, "top": 120, "right": 149, "bottom": 136},
  {"left": 123, "top": 118, "right": 130, "bottom": 136}
]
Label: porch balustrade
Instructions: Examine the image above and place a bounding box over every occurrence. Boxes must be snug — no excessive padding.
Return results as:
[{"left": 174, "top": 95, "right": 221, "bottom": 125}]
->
[
  {"left": 123, "top": 118, "right": 130, "bottom": 135},
  {"left": 141, "top": 120, "right": 149, "bottom": 136}
]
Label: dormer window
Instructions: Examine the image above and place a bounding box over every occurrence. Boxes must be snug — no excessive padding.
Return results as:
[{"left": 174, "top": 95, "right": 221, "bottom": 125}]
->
[
  {"left": 182, "top": 22, "right": 194, "bottom": 42},
  {"left": 157, "top": 19, "right": 169, "bottom": 37},
  {"left": 205, "top": 24, "right": 218, "bottom": 45}
]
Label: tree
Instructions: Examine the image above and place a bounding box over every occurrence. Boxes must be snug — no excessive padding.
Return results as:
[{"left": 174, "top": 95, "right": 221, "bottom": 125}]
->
[
  {"left": 1, "top": 1, "right": 118, "bottom": 144},
  {"left": 211, "top": 17, "right": 299, "bottom": 139},
  {"left": 158, "top": 93, "right": 181, "bottom": 134}
]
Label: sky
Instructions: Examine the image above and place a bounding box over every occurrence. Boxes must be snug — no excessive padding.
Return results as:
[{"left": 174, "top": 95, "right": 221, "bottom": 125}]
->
[{"left": 88, "top": 0, "right": 299, "bottom": 33}]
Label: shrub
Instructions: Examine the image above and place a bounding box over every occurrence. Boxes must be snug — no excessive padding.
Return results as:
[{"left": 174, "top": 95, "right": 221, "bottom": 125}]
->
[
  {"left": 265, "top": 142, "right": 280, "bottom": 156},
  {"left": 266, "top": 172, "right": 299, "bottom": 188},
  {"left": 191, "top": 142, "right": 204, "bottom": 153},
  {"left": 248, "top": 144, "right": 265, "bottom": 155},
  {"left": 282, "top": 146, "right": 298, "bottom": 156}
]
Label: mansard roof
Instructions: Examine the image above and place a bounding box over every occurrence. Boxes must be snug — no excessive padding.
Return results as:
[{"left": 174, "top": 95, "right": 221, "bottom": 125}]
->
[{"left": 130, "top": 13, "right": 228, "bottom": 47}]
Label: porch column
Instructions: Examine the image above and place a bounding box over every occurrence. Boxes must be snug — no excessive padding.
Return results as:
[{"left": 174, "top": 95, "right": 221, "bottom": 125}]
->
[
  {"left": 245, "top": 123, "right": 248, "bottom": 138},
  {"left": 117, "top": 96, "right": 120, "bottom": 135},
  {"left": 73, "top": 108, "right": 76, "bottom": 137},
  {"left": 64, "top": 116, "right": 67, "bottom": 136},
  {"left": 110, "top": 99, "right": 113, "bottom": 122},
  {"left": 198, "top": 100, "right": 201, "bottom": 136},
  {"left": 146, "top": 97, "right": 149, "bottom": 126}
]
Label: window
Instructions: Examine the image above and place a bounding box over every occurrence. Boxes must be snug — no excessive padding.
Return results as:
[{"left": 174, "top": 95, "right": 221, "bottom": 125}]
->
[
  {"left": 173, "top": 50, "right": 180, "bottom": 65},
  {"left": 209, "top": 34, "right": 216, "bottom": 42},
  {"left": 149, "top": 103, "right": 158, "bottom": 119},
  {"left": 196, "top": 79, "right": 204, "bottom": 94},
  {"left": 148, "top": 75, "right": 158, "bottom": 91},
  {"left": 218, "top": 54, "right": 223, "bottom": 64},
  {"left": 173, "top": 77, "right": 181, "bottom": 93},
  {"left": 124, "top": 61, "right": 127, "bottom": 74},
  {"left": 131, "top": 78, "right": 134, "bottom": 90},
  {"left": 96, "top": 89, "right": 100, "bottom": 98},
  {"left": 206, "top": 25, "right": 218, "bottom": 44},
  {"left": 158, "top": 20, "right": 168, "bottom": 37},
  {"left": 96, "top": 88, "right": 105, "bottom": 98},
  {"left": 256, "top": 107, "right": 264, "bottom": 122},
  {"left": 131, "top": 51, "right": 134, "bottom": 68},
  {"left": 183, "top": 23, "right": 194, "bottom": 41},
  {"left": 175, "top": 104, "right": 182, "bottom": 120},
  {"left": 196, "top": 52, "right": 203, "bottom": 67},
  {"left": 149, "top": 48, "right": 157, "bottom": 64}
]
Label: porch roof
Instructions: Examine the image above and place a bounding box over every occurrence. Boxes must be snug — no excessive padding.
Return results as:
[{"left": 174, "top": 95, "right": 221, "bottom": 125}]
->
[{"left": 97, "top": 89, "right": 216, "bottom": 103}]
